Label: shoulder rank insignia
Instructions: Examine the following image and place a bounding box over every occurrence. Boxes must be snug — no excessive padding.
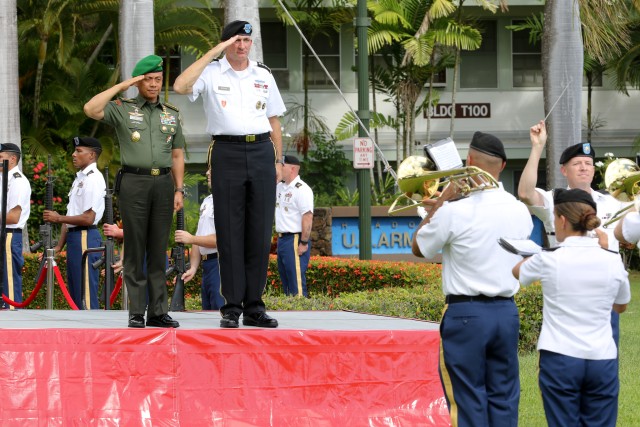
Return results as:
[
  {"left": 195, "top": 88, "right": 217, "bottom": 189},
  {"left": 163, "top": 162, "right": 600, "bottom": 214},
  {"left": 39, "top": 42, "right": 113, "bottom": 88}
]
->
[
  {"left": 542, "top": 246, "right": 560, "bottom": 252},
  {"left": 257, "top": 62, "right": 272, "bottom": 74},
  {"left": 120, "top": 97, "right": 137, "bottom": 104},
  {"left": 163, "top": 102, "right": 180, "bottom": 112},
  {"left": 87, "top": 170, "right": 94, "bottom": 175},
  {"left": 295, "top": 182, "right": 302, "bottom": 188},
  {"left": 13, "top": 172, "right": 21, "bottom": 178},
  {"left": 601, "top": 248, "right": 619, "bottom": 254}
]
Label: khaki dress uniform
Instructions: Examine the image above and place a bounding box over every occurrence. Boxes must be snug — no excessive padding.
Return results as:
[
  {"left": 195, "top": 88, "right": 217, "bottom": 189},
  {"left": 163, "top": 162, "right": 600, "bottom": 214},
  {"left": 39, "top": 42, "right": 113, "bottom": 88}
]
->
[{"left": 102, "top": 94, "right": 185, "bottom": 318}]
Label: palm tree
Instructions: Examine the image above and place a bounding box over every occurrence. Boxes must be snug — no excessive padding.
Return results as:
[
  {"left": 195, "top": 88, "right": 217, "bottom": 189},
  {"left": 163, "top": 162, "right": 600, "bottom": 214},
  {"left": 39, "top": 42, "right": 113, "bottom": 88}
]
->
[
  {"left": 225, "top": 0, "right": 263, "bottom": 62},
  {"left": 542, "top": 0, "right": 630, "bottom": 187},
  {"left": 18, "top": 0, "right": 76, "bottom": 129},
  {"left": 367, "top": 0, "right": 482, "bottom": 158},
  {"left": 1, "top": 0, "right": 22, "bottom": 151},
  {"left": 275, "top": 0, "right": 354, "bottom": 157},
  {"left": 119, "top": 0, "right": 154, "bottom": 98}
]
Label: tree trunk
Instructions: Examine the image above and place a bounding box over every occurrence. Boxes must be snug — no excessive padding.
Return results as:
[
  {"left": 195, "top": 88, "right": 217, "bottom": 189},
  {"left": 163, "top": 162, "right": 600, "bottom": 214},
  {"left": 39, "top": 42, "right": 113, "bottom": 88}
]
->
[
  {"left": 224, "top": 0, "right": 263, "bottom": 62},
  {"left": 542, "top": 0, "right": 583, "bottom": 189},
  {"left": 120, "top": 0, "right": 155, "bottom": 99},
  {"left": 0, "top": 0, "right": 27, "bottom": 250}
]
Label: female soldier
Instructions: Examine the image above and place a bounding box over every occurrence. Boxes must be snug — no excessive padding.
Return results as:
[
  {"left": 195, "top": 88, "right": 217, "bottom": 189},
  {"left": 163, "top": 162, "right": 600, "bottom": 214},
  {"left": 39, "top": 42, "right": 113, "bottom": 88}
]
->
[{"left": 513, "top": 188, "right": 630, "bottom": 427}]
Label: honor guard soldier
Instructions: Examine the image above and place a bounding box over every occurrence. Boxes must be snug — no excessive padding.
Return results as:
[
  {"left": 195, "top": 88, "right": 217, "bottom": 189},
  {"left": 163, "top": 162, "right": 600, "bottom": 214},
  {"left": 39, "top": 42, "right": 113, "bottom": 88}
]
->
[
  {"left": 514, "top": 189, "right": 630, "bottom": 427},
  {"left": 412, "top": 132, "right": 533, "bottom": 427},
  {"left": 519, "top": 120, "right": 625, "bottom": 345},
  {"left": 44, "top": 137, "right": 105, "bottom": 310},
  {"left": 84, "top": 54, "right": 185, "bottom": 328},
  {"left": 275, "top": 155, "right": 314, "bottom": 297},
  {"left": 0, "top": 143, "right": 31, "bottom": 309},
  {"left": 176, "top": 168, "right": 224, "bottom": 310},
  {"left": 174, "top": 20, "right": 286, "bottom": 328}
]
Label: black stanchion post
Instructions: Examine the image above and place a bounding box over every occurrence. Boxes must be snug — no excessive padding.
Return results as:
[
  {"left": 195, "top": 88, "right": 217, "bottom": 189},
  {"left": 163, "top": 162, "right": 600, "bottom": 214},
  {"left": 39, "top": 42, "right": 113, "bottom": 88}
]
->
[{"left": 0, "top": 159, "right": 9, "bottom": 305}]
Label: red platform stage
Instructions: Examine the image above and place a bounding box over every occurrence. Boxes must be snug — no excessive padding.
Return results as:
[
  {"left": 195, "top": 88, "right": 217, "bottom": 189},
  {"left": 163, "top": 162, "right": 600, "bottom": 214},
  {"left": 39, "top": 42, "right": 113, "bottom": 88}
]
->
[{"left": 0, "top": 310, "right": 449, "bottom": 426}]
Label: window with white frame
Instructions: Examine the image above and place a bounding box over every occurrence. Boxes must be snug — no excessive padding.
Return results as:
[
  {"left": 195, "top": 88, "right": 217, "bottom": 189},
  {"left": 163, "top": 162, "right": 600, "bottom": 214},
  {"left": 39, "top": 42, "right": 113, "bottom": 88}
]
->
[
  {"left": 262, "top": 22, "right": 289, "bottom": 90},
  {"left": 305, "top": 30, "right": 340, "bottom": 88},
  {"left": 461, "top": 20, "right": 497, "bottom": 88},
  {"left": 512, "top": 20, "right": 542, "bottom": 87}
]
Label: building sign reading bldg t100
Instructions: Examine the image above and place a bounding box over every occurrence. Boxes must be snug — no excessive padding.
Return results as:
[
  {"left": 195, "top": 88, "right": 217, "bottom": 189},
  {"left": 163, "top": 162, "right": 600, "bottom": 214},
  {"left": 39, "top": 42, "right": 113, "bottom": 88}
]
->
[{"left": 424, "top": 103, "right": 491, "bottom": 119}]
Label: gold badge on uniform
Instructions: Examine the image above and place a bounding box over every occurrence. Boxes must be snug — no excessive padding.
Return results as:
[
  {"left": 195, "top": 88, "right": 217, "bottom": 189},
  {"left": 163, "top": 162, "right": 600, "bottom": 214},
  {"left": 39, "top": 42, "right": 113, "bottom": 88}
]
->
[
  {"left": 256, "top": 101, "right": 262, "bottom": 110},
  {"left": 162, "top": 125, "right": 167, "bottom": 132},
  {"left": 131, "top": 131, "right": 141, "bottom": 142}
]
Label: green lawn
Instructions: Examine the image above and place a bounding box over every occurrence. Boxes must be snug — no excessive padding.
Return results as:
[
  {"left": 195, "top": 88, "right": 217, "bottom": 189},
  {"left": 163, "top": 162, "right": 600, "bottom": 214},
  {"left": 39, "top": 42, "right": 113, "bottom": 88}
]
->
[{"left": 518, "top": 271, "right": 640, "bottom": 426}]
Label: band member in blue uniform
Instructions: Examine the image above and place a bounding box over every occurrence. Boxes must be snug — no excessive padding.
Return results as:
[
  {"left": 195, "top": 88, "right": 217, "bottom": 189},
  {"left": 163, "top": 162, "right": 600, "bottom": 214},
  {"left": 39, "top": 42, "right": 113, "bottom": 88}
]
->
[
  {"left": 176, "top": 168, "right": 224, "bottom": 310},
  {"left": 275, "top": 155, "right": 314, "bottom": 297},
  {"left": 0, "top": 143, "right": 31, "bottom": 309},
  {"left": 514, "top": 188, "right": 630, "bottom": 427},
  {"left": 412, "top": 132, "right": 533, "bottom": 427},
  {"left": 44, "top": 137, "right": 105, "bottom": 309},
  {"left": 174, "top": 20, "right": 286, "bottom": 328}
]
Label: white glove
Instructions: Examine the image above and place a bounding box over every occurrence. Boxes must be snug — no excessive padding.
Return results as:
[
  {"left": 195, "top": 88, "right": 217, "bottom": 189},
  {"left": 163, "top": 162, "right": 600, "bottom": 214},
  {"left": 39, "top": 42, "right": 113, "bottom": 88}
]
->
[{"left": 417, "top": 206, "right": 427, "bottom": 219}]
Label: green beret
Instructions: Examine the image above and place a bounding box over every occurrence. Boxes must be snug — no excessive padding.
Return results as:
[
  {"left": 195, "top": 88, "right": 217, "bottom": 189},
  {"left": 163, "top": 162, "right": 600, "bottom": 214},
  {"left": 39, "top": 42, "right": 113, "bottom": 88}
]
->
[{"left": 131, "top": 55, "right": 163, "bottom": 77}]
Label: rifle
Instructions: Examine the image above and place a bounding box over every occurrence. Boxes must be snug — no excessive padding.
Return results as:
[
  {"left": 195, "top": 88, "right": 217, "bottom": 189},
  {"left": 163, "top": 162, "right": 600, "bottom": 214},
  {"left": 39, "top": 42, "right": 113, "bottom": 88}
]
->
[
  {"left": 30, "top": 155, "right": 55, "bottom": 253},
  {"left": 92, "top": 167, "right": 116, "bottom": 309},
  {"left": 167, "top": 208, "right": 187, "bottom": 311}
]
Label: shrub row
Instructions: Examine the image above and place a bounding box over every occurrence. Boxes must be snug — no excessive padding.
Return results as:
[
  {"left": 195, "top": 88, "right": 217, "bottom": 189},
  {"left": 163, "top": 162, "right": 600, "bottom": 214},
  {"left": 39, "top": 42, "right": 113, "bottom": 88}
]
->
[{"left": 18, "top": 253, "right": 542, "bottom": 352}]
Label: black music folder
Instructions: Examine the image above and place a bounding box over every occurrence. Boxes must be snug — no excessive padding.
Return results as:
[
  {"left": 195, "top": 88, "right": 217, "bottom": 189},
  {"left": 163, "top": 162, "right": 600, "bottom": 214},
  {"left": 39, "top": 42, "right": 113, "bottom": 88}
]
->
[{"left": 423, "top": 137, "right": 463, "bottom": 171}]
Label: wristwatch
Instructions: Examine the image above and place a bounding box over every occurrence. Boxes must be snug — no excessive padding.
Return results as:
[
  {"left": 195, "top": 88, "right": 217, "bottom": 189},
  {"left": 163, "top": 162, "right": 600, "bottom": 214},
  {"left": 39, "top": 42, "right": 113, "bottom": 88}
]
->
[
  {"left": 276, "top": 157, "right": 284, "bottom": 165},
  {"left": 299, "top": 240, "right": 309, "bottom": 245},
  {"left": 174, "top": 187, "right": 185, "bottom": 194}
]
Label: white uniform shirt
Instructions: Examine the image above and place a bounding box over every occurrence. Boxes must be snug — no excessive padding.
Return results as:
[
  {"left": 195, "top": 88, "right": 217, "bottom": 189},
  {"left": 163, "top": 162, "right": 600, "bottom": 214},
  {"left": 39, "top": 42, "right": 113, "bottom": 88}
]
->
[
  {"left": 66, "top": 162, "right": 106, "bottom": 227},
  {"left": 416, "top": 187, "right": 533, "bottom": 297},
  {"left": 519, "top": 236, "right": 630, "bottom": 360},
  {"left": 530, "top": 188, "right": 624, "bottom": 251},
  {"left": 275, "top": 176, "right": 314, "bottom": 233},
  {"left": 189, "top": 56, "right": 286, "bottom": 135},
  {"left": 196, "top": 195, "right": 217, "bottom": 256},
  {"left": 621, "top": 211, "right": 640, "bottom": 244},
  {"left": 0, "top": 166, "right": 31, "bottom": 229}
]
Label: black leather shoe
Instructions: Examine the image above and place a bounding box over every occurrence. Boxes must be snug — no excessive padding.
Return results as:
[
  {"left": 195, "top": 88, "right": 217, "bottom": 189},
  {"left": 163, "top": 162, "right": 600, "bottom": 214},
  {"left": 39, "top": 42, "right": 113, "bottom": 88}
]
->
[
  {"left": 243, "top": 312, "right": 278, "bottom": 328},
  {"left": 128, "top": 314, "right": 145, "bottom": 328},
  {"left": 146, "top": 314, "right": 180, "bottom": 328},
  {"left": 220, "top": 312, "right": 240, "bottom": 328}
]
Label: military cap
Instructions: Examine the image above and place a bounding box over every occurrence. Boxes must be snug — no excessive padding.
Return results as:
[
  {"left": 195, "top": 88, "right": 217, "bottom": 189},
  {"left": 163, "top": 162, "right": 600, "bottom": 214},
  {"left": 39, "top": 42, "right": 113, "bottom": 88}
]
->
[
  {"left": 284, "top": 155, "right": 300, "bottom": 166},
  {"left": 553, "top": 188, "right": 597, "bottom": 211},
  {"left": 73, "top": 136, "right": 102, "bottom": 150},
  {"left": 131, "top": 54, "right": 163, "bottom": 77},
  {"left": 221, "top": 20, "right": 252, "bottom": 41},
  {"left": 470, "top": 131, "right": 507, "bottom": 162},
  {"left": 0, "top": 143, "right": 21, "bottom": 154},
  {"left": 559, "top": 142, "right": 595, "bottom": 164}
]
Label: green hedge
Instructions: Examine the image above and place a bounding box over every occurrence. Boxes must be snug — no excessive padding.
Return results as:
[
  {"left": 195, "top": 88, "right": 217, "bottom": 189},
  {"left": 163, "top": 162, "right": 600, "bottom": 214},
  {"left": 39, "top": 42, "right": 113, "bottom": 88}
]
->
[{"left": 18, "top": 253, "right": 543, "bottom": 352}]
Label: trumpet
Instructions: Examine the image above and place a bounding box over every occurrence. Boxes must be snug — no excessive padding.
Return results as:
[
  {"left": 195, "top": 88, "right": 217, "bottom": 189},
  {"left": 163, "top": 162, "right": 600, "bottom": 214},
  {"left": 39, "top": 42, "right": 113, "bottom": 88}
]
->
[
  {"left": 602, "top": 158, "right": 640, "bottom": 227},
  {"left": 388, "top": 155, "right": 499, "bottom": 215}
]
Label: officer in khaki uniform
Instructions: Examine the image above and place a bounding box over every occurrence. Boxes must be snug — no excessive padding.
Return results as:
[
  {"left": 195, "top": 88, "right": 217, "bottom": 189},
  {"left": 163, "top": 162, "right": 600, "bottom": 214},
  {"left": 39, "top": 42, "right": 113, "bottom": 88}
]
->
[{"left": 84, "top": 55, "right": 185, "bottom": 328}]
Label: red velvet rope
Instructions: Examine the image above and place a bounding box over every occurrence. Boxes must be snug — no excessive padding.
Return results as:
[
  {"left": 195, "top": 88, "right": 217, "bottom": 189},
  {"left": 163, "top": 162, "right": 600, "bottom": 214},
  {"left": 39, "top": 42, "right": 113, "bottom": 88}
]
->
[
  {"left": 2, "top": 263, "right": 79, "bottom": 310},
  {"left": 109, "top": 275, "right": 123, "bottom": 306}
]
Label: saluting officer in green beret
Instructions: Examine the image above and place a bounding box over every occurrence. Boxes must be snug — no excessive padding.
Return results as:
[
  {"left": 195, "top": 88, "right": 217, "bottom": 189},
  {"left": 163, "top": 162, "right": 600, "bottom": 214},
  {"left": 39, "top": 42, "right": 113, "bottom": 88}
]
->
[{"left": 84, "top": 54, "right": 185, "bottom": 329}]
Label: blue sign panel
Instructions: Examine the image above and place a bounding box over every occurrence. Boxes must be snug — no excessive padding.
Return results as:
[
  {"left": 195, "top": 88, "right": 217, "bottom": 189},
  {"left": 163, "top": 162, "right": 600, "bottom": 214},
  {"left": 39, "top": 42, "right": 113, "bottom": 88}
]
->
[{"left": 332, "top": 216, "right": 422, "bottom": 255}]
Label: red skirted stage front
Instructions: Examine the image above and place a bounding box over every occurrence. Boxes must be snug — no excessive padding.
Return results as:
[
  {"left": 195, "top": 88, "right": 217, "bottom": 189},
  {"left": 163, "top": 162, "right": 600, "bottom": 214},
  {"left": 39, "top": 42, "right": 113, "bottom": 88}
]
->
[{"left": 0, "top": 310, "right": 449, "bottom": 426}]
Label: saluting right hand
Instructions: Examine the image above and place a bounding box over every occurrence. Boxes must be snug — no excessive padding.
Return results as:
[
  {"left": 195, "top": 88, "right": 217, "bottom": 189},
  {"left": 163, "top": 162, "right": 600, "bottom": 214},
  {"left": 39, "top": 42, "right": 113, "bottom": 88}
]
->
[
  {"left": 530, "top": 120, "right": 547, "bottom": 149},
  {"left": 118, "top": 75, "right": 145, "bottom": 92}
]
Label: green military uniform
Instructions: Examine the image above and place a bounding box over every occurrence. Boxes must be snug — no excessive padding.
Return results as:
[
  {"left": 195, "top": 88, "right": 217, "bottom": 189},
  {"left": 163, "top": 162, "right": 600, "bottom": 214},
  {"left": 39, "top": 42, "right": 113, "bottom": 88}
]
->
[{"left": 102, "top": 94, "right": 185, "bottom": 318}]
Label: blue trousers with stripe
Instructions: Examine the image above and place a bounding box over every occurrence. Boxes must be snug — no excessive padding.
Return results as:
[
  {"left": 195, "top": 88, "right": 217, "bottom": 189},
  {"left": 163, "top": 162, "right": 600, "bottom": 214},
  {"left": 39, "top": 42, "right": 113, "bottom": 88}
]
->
[
  {"left": 66, "top": 228, "right": 101, "bottom": 309},
  {"left": 1, "top": 231, "right": 23, "bottom": 308},
  {"left": 277, "top": 234, "right": 310, "bottom": 297},
  {"left": 539, "top": 350, "right": 618, "bottom": 427},
  {"left": 202, "top": 257, "right": 224, "bottom": 310},
  {"left": 438, "top": 299, "right": 520, "bottom": 427}
]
